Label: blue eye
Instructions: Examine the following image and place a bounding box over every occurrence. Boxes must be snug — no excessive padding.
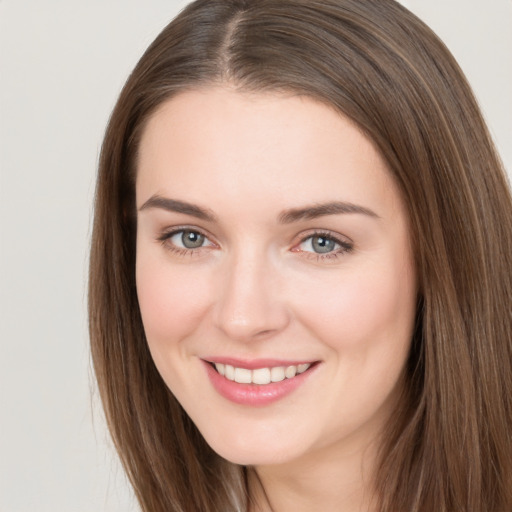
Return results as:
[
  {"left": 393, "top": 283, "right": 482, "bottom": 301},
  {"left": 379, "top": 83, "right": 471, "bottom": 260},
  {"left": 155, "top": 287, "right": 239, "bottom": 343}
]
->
[
  {"left": 297, "top": 232, "right": 353, "bottom": 258},
  {"left": 300, "top": 234, "right": 339, "bottom": 254},
  {"left": 159, "top": 229, "right": 214, "bottom": 252},
  {"left": 173, "top": 230, "right": 207, "bottom": 249}
]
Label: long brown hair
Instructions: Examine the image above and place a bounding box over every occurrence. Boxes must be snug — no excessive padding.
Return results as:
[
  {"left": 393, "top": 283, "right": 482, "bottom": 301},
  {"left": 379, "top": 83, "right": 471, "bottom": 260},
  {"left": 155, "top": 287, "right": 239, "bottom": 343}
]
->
[{"left": 89, "top": 1, "right": 512, "bottom": 510}]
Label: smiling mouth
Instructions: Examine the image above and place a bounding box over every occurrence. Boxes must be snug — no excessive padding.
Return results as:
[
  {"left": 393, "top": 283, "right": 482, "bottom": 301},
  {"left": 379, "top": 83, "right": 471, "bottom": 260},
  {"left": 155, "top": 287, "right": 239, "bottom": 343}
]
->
[{"left": 210, "top": 362, "right": 313, "bottom": 385}]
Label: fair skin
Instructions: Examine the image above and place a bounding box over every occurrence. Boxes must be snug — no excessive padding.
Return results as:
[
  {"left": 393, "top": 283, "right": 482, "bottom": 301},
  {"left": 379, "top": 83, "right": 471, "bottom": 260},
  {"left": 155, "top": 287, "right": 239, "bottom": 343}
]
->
[{"left": 135, "top": 87, "right": 417, "bottom": 512}]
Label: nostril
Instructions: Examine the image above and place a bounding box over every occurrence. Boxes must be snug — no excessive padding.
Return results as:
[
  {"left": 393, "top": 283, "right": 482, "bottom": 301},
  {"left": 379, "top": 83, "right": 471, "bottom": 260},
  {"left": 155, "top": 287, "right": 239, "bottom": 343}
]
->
[{"left": 254, "top": 329, "right": 273, "bottom": 338}]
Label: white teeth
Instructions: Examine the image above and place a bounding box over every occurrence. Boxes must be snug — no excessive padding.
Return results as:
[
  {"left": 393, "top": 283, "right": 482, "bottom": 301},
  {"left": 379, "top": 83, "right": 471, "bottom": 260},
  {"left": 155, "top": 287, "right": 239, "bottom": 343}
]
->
[
  {"left": 285, "top": 365, "right": 297, "bottom": 379},
  {"left": 270, "top": 366, "right": 285, "bottom": 382},
  {"left": 252, "top": 367, "right": 271, "bottom": 385},
  {"left": 234, "top": 367, "right": 252, "bottom": 384},
  {"left": 225, "top": 364, "right": 235, "bottom": 380},
  {"left": 297, "top": 363, "right": 310, "bottom": 374},
  {"left": 215, "top": 362, "right": 312, "bottom": 385}
]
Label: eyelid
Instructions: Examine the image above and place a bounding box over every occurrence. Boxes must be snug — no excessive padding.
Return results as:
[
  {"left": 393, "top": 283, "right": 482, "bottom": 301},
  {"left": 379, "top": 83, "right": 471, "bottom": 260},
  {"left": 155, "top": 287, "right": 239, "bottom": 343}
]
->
[
  {"left": 157, "top": 223, "right": 215, "bottom": 239},
  {"left": 293, "top": 228, "right": 353, "bottom": 246},
  {"left": 291, "top": 229, "right": 354, "bottom": 258},
  {"left": 157, "top": 225, "right": 218, "bottom": 252},
  {"left": 155, "top": 225, "right": 353, "bottom": 260}
]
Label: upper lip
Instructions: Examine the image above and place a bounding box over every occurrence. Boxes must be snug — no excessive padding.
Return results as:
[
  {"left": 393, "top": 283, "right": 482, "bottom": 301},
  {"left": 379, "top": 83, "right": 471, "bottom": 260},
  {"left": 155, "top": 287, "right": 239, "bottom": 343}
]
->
[{"left": 203, "top": 357, "right": 318, "bottom": 370}]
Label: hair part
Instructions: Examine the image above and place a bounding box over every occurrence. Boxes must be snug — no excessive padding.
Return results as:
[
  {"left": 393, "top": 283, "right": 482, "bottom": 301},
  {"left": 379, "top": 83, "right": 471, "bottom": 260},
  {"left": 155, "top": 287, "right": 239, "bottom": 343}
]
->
[{"left": 89, "top": 1, "right": 512, "bottom": 510}]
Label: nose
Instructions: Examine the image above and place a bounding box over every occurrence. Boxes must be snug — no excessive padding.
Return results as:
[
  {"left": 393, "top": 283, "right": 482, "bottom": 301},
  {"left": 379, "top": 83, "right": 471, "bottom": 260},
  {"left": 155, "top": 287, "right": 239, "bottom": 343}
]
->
[{"left": 213, "top": 249, "right": 290, "bottom": 342}]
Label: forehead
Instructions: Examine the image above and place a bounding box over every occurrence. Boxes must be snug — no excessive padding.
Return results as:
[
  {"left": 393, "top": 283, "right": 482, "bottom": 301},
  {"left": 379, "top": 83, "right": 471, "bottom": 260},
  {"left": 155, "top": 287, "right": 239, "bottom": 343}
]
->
[{"left": 136, "top": 87, "right": 404, "bottom": 219}]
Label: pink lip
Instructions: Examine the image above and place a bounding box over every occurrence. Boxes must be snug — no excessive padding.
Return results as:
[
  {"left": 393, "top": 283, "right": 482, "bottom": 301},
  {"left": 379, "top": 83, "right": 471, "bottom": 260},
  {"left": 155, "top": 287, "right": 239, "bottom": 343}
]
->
[
  {"left": 202, "top": 359, "right": 318, "bottom": 407},
  {"left": 205, "top": 356, "right": 314, "bottom": 370}
]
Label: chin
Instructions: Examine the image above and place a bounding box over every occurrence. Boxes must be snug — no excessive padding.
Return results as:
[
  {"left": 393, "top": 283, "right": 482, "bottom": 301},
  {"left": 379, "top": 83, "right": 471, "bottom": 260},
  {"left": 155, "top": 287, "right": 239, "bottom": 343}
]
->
[
  {"left": 211, "top": 442, "right": 296, "bottom": 467},
  {"left": 197, "top": 419, "right": 311, "bottom": 467}
]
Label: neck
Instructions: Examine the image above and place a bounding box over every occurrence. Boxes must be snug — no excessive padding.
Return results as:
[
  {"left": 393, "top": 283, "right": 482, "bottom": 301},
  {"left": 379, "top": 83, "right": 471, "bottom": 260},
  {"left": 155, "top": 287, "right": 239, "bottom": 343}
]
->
[{"left": 247, "top": 438, "right": 380, "bottom": 512}]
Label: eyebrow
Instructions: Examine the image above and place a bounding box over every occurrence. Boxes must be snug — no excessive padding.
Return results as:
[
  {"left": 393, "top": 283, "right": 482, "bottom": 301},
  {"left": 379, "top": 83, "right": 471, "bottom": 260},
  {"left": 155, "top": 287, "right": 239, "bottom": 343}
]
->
[
  {"left": 278, "top": 201, "right": 379, "bottom": 223},
  {"left": 139, "top": 195, "right": 379, "bottom": 223},
  {"left": 139, "top": 195, "right": 217, "bottom": 222}
]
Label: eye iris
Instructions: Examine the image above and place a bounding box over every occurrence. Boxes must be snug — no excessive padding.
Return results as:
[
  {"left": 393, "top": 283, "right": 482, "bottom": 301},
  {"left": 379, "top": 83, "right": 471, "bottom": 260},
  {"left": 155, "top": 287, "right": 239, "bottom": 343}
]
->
[
  {"left": 312, "top": 236, "right": 336, "bottom": 253},
  {"left": 181, "top": 230, "right": 205, "bottom": 249}
]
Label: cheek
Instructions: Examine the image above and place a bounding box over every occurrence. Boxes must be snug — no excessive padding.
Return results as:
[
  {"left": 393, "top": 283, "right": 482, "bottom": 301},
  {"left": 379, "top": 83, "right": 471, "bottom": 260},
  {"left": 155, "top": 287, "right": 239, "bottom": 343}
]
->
[
  {"left": 293, "top": 258, "right": 416, "bottom": 353},
  {"left": 135, "top": 253, "right": 212, "bottom": 345}
]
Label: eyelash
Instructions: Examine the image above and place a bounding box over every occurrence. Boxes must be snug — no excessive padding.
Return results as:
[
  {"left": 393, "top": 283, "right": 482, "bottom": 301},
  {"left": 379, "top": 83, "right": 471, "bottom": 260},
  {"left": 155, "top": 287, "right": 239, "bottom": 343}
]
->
[
  {"left": 293, "top": 230, "right": 354, "bottom": 261},
  {"left": 157, "top": 227, "right": 353, "bottom": 261},
  {"left": 157, "top": 227, "right": 215, "bottom": 257}
]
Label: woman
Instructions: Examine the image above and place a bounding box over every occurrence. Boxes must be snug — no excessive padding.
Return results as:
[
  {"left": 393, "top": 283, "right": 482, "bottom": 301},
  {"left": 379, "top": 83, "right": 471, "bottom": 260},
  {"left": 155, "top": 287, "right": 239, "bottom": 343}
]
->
[{"left": 88, "top": 0, "right": 512, "bottom": 510}]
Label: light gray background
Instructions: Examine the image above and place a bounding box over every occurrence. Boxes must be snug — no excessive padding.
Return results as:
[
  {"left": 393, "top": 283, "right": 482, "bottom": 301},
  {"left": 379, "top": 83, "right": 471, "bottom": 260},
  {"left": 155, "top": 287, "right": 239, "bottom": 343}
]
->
[{"left": 0, "top": 1, "right": 510, "bottom": 511}]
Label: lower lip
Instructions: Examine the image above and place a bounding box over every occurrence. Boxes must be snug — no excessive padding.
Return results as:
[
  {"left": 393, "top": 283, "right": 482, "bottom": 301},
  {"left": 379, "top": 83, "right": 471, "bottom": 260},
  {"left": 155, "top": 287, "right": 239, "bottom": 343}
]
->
[{"left": 203, "top": 361, "right": 316, "bottom": 406}]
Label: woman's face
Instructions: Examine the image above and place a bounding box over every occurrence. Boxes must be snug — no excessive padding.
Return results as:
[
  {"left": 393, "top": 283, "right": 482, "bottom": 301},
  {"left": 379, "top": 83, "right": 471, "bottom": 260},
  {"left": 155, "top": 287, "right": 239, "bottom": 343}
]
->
[{"left": 135, "top": 87, "right": 417, "bottom": 467}]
